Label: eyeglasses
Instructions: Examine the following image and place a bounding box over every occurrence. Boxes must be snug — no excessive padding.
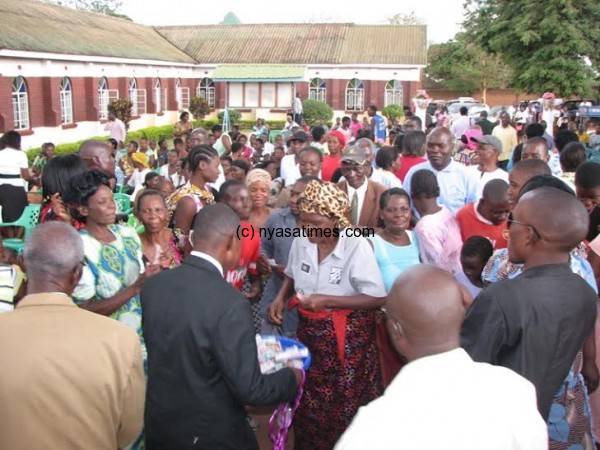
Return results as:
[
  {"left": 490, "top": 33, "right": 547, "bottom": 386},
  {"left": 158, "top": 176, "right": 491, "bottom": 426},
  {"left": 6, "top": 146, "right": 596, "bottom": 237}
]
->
[
  {"left": 381, "top": 306, "right": 403, "bottom": 335},
  {"left": 506, "top": 212, "right": 541, "bottom": 239}
]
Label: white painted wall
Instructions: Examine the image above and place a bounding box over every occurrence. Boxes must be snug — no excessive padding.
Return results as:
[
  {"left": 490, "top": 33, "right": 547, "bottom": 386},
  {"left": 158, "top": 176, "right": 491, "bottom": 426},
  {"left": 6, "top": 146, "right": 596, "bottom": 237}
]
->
[{"left": 0, "top": 51, "right": 206, "bottom": 79}]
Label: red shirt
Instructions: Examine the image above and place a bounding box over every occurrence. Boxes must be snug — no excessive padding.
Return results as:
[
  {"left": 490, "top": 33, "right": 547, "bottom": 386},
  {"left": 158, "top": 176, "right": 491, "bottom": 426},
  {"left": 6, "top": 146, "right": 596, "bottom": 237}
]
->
[
  {"left": 225, "top": 221, "right": 260, "bottom": 290},
  {"left": 322, "top": 154, "right": 341, "bottom": 182},
  {"left": 396, "top": 156, "right": 427, "bottom": 182},
  {"left": 456, "top": 203, "right": 507, "bottom": 249}
]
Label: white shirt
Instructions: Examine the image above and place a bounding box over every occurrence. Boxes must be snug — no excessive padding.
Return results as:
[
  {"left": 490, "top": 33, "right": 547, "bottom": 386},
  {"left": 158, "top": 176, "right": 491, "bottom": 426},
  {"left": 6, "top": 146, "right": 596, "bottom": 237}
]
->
[
  {"left": 280, "top": 154, "right": 301, "bottom": 187},
  {"left": 293, "top": 97, "right": 303, "bottom": 114},
  {"left": 284, "top": 121, "right": 299, "bottom": 131},
  {"left": 450, "top": 116, "right": 471, "bottom": 139},
  {"left": 467, "top": 166, "right": 509, "bottom": 199},
  {"left": 404, "top": 160, "right": 478, "bottom": 216},
  {"left": 103, "top": 118, "right": 126, "bottom": 143},
  {"left": 190, "top": 251, "right": 223, "bottom": 276},
  {"left": 346, "top": 178, "right": 369, "bottom": 222},
  {"left": 370, "top": 169, "right": 402, "bottom": 189},
  {"left": 285, "top": 233, "right": 386, "bottom": 298},
  {"left": 127, "top": 168, "right": 150, "bottom": 189},
  {"left": 263, "top": 142, "right": 275, "bottom": 155},
  {"left": 0, "top": 147, "right": 28, "bottom": 188},
  {"left": 335, "top": 348, "right": 547, "bottom": 450}
]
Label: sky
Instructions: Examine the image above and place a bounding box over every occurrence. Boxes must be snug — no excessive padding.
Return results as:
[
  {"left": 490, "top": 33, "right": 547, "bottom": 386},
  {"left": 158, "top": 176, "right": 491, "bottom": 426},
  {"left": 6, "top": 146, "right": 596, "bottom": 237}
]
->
[{"left": 121, "top": 0, "right": 464, "bottom": 44}]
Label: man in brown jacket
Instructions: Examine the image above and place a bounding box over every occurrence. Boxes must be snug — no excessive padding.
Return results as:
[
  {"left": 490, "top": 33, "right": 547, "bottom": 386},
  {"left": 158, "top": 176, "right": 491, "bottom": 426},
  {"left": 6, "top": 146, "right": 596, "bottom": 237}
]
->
[
  {"left": 0, "top": 222, "right": 145, "bottom": 450},
  {"left": 338, "top": 144, "right": 387, "bottom": 229}
]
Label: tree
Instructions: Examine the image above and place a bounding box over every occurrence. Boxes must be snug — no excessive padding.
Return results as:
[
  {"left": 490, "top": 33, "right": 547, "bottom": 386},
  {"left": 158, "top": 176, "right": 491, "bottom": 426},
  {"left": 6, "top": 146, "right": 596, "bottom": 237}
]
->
[
  {"left": 381, "top": 105, "right": 405, "bottom": 122},
  {"left": 46, "top": 0, "right": 131, "bottom": 19},
  {"left": 108, "top": 98, "right": 132, "bottom": 130},
  {"left": 425, "top": 33, "right": 511, "bottom": 103},
  {"left": 217, "top": 109, "right": 242, "bottom": 124},
  {"left": 463, "top": 0, "right": 600, "bottom": 97},
  {"left": 189, "top": 97, "right": 211, "bottom": 121},
  {"left": 386, "top": 12, "right": 423, "bottom": 25},
  {"left": 301, "top": 100, "right": 333, "bottom": 126}
]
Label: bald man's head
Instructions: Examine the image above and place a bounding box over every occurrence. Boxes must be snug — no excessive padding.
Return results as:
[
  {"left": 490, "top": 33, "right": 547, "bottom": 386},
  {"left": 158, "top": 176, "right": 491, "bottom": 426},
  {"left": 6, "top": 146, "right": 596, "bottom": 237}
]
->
[
  {"left": 78, "top": 140, "right": 115, "bottom": 175},
  {"left": 509, "top": 187, "right": 589, "bottom": 264},
  {"left": 386, "top": 265, "right": 465, "bottom": 361}
]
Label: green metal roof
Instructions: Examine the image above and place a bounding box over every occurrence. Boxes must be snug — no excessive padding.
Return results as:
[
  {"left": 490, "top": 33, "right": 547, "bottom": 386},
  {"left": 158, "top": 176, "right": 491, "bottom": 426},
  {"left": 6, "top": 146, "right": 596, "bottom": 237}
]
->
[
  {"left": 212, "top": 65, "right": 307, "bottom": 81},
  {"left": 0, "top": 0, "right": 195, "bottom": 63},
  {"left": 156, "top": 23, "right": 427, "bottom": 66}
]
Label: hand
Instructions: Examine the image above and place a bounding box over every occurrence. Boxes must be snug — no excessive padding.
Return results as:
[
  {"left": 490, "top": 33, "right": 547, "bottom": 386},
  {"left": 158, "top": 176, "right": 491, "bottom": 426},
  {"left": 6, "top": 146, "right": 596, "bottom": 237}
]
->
[
  {"left": 50, "top": 193, "right": 71, "bottom": 223},
  {"left": 244, "top": 280, "right": 262, "bottom": 302},
  {"left": 297, "top": 293, "right": 327, "bottom": 312},
  {"left": 582, "top": 360, "right": 600, "bottom": 393},
  {"left": 268, "top": 298, "right": 285, "bottom": 325},
  {"left": 257, "top": 254, "right": 272, "bottom": 274},
  {"left": 133, "top": 263, "right": 161, "bottom": 293},
  {"left": 290, "top": 368, "right": 304, "bottom": 387},
  {"left": 272, "top": 264, "right": 286, "bottom": 278}
]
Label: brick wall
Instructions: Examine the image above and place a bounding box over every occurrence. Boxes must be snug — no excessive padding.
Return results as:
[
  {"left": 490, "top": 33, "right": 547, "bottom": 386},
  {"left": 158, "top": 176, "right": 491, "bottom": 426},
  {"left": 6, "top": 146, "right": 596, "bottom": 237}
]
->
[{"left": 0, "top": 74, "right": 426, "bottom": 134}]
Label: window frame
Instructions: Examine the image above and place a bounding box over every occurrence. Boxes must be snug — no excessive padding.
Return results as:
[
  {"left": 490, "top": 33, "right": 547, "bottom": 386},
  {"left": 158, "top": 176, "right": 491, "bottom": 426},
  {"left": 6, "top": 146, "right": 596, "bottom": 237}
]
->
[{"left": 11, "top": 76, "right": 29, "bottom": 130}]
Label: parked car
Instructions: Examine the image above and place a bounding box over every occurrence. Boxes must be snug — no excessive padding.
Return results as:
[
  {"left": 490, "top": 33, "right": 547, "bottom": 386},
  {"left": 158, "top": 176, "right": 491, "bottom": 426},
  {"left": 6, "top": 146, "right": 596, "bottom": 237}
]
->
[{"left": 448, "top": 102, "right": 489, "bottom": 121}]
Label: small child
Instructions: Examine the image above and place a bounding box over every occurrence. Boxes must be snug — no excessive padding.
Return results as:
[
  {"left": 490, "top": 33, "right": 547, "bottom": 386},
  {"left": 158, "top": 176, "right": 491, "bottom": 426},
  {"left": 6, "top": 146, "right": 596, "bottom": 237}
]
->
[{"left": 455, "top": 236, "right": 494, "bottom": 302}]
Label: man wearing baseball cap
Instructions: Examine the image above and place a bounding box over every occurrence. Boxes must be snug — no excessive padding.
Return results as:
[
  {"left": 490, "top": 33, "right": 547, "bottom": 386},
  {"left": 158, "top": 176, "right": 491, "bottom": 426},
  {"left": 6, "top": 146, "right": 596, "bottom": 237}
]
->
[
  {"left": 337, "top": 144, "right": 387, "bottom": 228},
  {"left": 280, "top": 130, "right": 309, "bottom": 187},
  {"left": 469, "top": 135, "right": 509, "bottom": 199}
]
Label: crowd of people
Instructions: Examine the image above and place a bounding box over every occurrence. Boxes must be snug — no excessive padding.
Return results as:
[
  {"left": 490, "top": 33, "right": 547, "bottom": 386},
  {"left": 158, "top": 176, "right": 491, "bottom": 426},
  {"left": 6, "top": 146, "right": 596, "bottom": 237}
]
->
[{"left": 0, "top": 99, "right": 600, "bottom": 450}]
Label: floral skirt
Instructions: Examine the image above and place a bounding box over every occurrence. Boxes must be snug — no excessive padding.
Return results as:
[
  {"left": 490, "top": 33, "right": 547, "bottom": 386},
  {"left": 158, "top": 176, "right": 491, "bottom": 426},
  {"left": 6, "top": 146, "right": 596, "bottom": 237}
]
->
[{"left": 294, "top": 309, "right": 383, "bottom": 450}]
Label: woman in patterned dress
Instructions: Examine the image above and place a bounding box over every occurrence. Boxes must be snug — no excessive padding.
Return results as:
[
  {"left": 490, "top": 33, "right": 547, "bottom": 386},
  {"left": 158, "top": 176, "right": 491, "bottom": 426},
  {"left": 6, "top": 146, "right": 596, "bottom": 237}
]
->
[
  {"left": 66, "top": 169, "right": 161, "bottom": 450},
  {"left": 268, "top": 181, "right": 387, "bottom": 450},
  {"left": 66, "top": 169, "right": 160, "bottom": 365},
  {"left": 136, "top": 190, "right": 182, "bottom": 270},
  {"left": 166, "top": 145, "right": 220, "bottom": 257}
]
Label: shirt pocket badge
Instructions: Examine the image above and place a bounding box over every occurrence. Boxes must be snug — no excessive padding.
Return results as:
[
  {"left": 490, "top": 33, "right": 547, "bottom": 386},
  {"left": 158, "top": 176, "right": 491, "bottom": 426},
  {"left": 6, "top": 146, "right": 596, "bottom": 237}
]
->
[{"left": 329, "top": 267, "right": 342, "bottom": 285}]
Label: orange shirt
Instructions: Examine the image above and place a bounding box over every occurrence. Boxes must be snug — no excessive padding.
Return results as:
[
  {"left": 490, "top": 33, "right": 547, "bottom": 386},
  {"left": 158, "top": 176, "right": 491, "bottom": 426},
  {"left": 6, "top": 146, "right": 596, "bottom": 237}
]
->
[{"left": 456, "top": 203, "right": 507, "bottom": 249}]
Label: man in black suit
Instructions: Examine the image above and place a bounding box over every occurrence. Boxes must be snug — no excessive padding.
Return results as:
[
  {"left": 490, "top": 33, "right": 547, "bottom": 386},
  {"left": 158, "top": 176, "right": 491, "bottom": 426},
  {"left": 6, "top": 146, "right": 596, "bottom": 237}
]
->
[{"left": 142, "top": 204, "right": 301, "bottom": 450}]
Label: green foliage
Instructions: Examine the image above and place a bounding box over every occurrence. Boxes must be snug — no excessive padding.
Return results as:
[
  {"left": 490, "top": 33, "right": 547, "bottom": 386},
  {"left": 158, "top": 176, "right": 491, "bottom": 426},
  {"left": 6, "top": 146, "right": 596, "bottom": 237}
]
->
[
  {"left": 426, "top": 33, "right": 511, "bottom": 94},
  {"left": 189, "top": 97, "right": 212, "bottom": 121},
  {"left": 217, "top": 109, "right": 242, "bottom": 124},
  {"left": 108, "top": 98, "right": 133, "bottom": 130},
  {"left": 381, "top": 104, "right": 405, "bottom": 121},
  {"left": 463, "top": 0, "right": 599, "bottom": 97},
  {"left": 126, "top": 125, "right": 173, "bottom": 142},
  {"left": 301, "top": 99, "right": 333, "bottom": 126},
  {"left": 26, "top": 125, "right": 174, "bottom": 162},
  {"left": 386, "top": 11, "right": 423, "bottom": 25}
]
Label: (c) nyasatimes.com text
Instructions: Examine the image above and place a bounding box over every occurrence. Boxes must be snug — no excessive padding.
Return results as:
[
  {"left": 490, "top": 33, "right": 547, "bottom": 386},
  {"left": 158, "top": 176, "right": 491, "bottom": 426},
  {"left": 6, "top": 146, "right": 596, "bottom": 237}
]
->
[{"left": 236, "top": 226, "right": 375, "bottom": 241}]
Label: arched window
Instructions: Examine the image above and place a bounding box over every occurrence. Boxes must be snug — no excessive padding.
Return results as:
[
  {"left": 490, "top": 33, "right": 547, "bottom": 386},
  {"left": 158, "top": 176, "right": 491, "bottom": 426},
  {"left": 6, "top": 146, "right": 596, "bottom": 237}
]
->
[
  {"left": 197, "top": 78, "right": 215, "bottom": 107},
  {"left": 12, "top": 76, "right": 29, "bottom": 130},
  {"left": 309, "top": 78, "right": 326, "bottom": 102},
  {"left": 129, "top": 77, "right": 138, "bottom": 116},
  {"left": 385, "top": 80, "right": 403, "bottom": 106},
  {"left": 154, "top": 78, "right": 162, "bottom": 113},
  {"left": 175, "top": 78, "right": 182, "bottom": 110},
  {"left": 345, "top": 78, "right": 364, "bottom": 111},
  {"left": 98, "top": 77, "right": 109, "bottom": 120},
  {"left": 60, "top": 77, "right": 73, "bottom": 124}
]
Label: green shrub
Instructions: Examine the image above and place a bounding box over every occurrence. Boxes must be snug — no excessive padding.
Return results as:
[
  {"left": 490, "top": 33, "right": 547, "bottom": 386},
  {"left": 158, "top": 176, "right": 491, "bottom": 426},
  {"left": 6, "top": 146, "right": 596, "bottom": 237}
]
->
[
  {"left": 302, "top": 99, "right": 333, "bottom": 126},
  {"left": 189, "top": 97, "right": 211, "bottom": 121},
  {"left": 381, "top": 104, "right": 405, "bottom": 121},
  {"left": 26, "top": 125, "right": 176, "bottom": 162},
  {"left": 217, "top": 109, "right": 242, "bottom": 124}
]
